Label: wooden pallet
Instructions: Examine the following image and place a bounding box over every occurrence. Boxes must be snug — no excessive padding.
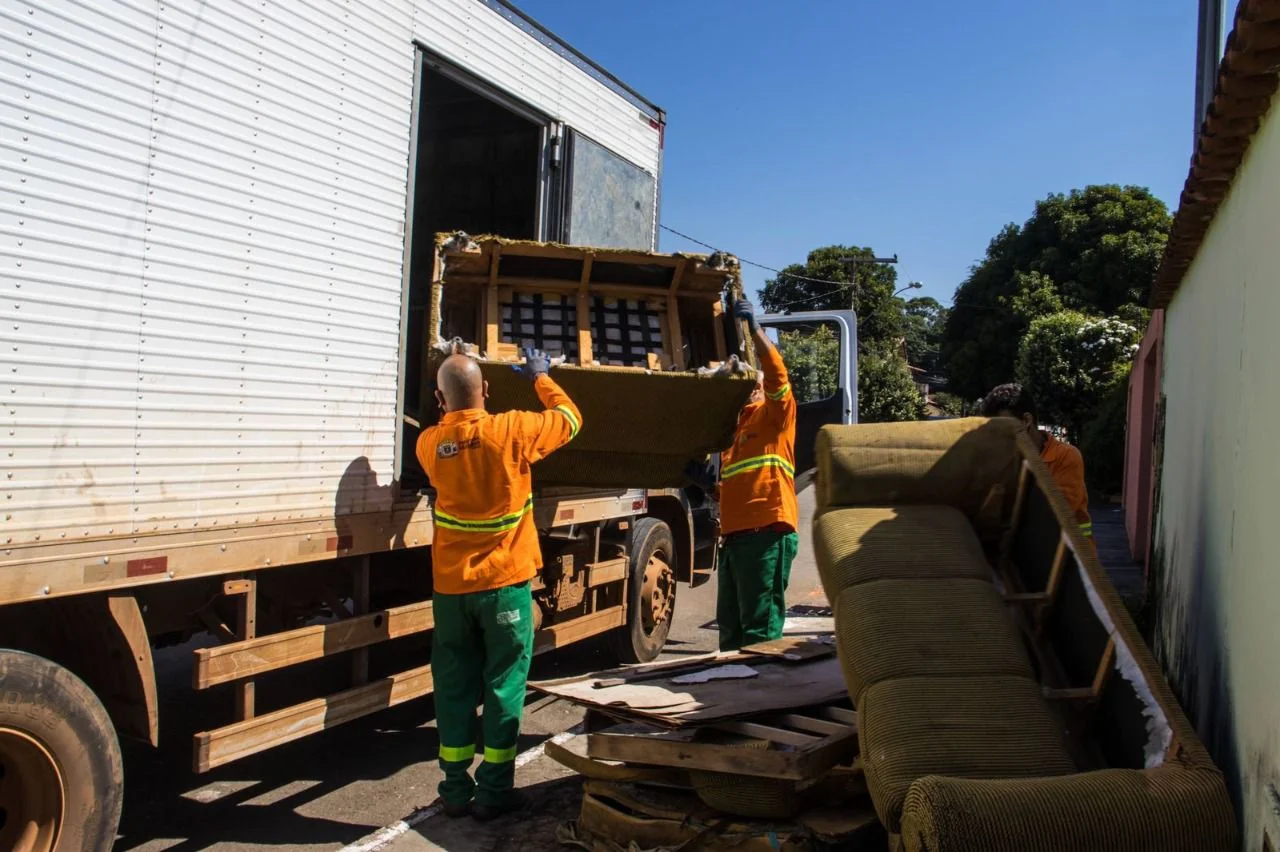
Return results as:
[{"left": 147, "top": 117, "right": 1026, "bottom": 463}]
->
[{"left": 585, "top": 705, "right": 859, "bottom": 782}]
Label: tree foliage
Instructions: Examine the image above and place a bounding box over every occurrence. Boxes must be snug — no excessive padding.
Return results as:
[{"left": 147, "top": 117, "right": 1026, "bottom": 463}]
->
[
  {"left": 1015, "top": 311, "right": 1140, "bottom": 441},
  {"left": 901, "top": 295, "right": 948, "bottom": 373},
  {"left": 777, "top": 325, "right": 838, "bottom": 403},
  {"left": 1081, "top": 363, "right": 1132, "bottom": 497},
  {"left": 858, "top": 344, "right": 925, "bottom": 423},
  {"left": 941, "top": 185, "right": 1170, "bottom": 400},
  {"left": 759, "top": 245, "right": 904, "bottom": 349}
]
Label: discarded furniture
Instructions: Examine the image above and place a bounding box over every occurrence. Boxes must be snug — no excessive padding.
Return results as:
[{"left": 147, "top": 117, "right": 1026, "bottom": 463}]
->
[{"left": 813, "top": 417, "right": 1238, "bottom": 851}]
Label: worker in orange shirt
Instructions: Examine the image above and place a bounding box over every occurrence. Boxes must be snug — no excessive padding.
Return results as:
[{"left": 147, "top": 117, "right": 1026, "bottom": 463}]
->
[
  {"left": 713, "top": 298, "right": 798, "bottom": 651},
  {"left": 416, "top": 347, "right": 580, "bottom": 821},
  {"left": 981, "top": 383, "right": 1093, "bottom": 543}
]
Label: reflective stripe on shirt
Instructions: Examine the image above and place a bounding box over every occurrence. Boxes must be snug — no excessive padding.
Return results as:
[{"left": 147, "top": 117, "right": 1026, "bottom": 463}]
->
[
  {"left": 766, "top": 383, "right": 791, "bottom": 401},
  {"left": 433, "top": 495, "right": 534, "bottom": 533},
  {"left": 554, "top": 404, "right": 580, "bottom": 438},
  {"left": 721, "top": 453, "right": 795, "bottom": 480}
]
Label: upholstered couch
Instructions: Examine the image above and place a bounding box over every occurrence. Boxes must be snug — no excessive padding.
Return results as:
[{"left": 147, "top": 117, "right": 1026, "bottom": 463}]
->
[{"left": 812, "top": 418, "right": 1237, "bottom": 851}]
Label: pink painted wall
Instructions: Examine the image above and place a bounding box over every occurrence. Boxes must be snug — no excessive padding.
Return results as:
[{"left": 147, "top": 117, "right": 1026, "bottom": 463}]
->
[{"left": 1123, "top": 309, "right": 1164, "bottom": 571}]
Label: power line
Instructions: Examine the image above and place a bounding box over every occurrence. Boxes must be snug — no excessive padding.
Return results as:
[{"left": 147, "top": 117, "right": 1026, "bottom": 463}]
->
[{"left": 660, "top": 223, "right": 1017, "bottom": 315}]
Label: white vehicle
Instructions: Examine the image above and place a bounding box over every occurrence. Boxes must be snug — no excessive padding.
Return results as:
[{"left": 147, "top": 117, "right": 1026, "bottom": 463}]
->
[{"left": 0, "top": 2, "right": 855, "bottom": 849}]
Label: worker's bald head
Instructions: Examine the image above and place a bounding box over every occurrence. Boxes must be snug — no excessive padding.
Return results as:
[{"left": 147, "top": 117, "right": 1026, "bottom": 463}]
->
[{"left": 435, "top": 354, "right": 487, "bottom": 412}]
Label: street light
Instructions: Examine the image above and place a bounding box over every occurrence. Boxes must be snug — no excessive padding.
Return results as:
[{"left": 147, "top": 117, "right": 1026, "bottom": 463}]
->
[{"left": 894, "top": 282, "right": 923, "bottom": 297}]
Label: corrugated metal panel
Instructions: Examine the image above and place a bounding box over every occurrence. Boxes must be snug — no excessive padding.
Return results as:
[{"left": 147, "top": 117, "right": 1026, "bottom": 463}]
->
[
  {"left": 132, "top": 0, "right": 415, "bottom": 533},
  {"left": 3, "top": 0, "right": 154, "bottom": 541},
  {"left": 4, "top": 0, "right": 660, "bottom": 554},
  {"left": 415, "top": 0, "right": 662, "bottom": 178},
  {"left": 3, "top": 0, "right": 417, "bottom": 546}
]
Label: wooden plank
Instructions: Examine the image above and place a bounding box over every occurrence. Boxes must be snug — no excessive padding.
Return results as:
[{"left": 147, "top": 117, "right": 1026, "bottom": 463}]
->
[
  {"left": 777, "top": 714, "right": 849, "bottom": 736},
  {"left": 1091, "top": 636, "right": 1116, "bottom": 695},
  {"left": 234, "top": 576, "right": 257, "bottom": 720},
  {"left": 485, "top": 245, "right": 501, "bottom": 356},
  {"left": 194, "top": 664, "right": 433, "bottom": 772},
  {"left": 533, "top": 606, "right": 625, "bottom": 655},
  {"left": 588, "top": 731, "right": 811, "bottom": 780},
  {"left": 577, "top": 254, "right": 594, "bottom": 365},
  {"left": 711, "top": 299, "right": 728, "bottom": 362},
  {"left": 107, "top": 594, "right": 159, "bottom": 747},
  {"left": 822, "top": 707, "right": 858, "bottom": 725},
  {"left": 586, "top": 558, "right": 627, "bottom": 588},
  {"left": 351, "top": 556, "right": 370, "bottom": 687},
  {"left": 194, "top": 600, "right": 435, "bottom": 689},
  {"left": 715, "top": 721, "right": 820, "bottom": 748},
  {"left": 222, "top": 579, "right": 252, "bottom": 595},
  {"left": 667, "top": 258, "right": 687, "bottom": 369}
]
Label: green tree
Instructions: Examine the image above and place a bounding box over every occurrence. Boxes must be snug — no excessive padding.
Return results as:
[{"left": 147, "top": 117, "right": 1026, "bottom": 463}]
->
[
  {"left": 1015, "top": 311, "right": 1140, "bottom": 441},
  {"left": 759, "top": 245, "right": 904, "bottom": 349},
  {"left": 1081, "top": 363, "right": 1132, "bottom": 496},
  {"left": 858, "top": 343, "right": 925, "bottom": 423},
  {"left": 901, "top": 295, "right": 948, "bottom": 372},
  {"left": 776, "top": 325, "right": 838, "bottom": 403},
  {"left": 941, "top": 185, "right": 1169, "bottom": 400}
]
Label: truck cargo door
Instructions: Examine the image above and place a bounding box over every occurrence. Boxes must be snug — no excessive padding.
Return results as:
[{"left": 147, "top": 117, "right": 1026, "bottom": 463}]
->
[
  {"left": 758, "top": 310, "right": 857, "bottom": 479},
  {"left": 562, "top": 130, "right": 657, "bottom": 250}
]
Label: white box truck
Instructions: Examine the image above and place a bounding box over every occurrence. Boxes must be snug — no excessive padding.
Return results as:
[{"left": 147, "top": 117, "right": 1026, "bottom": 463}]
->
[{"left": 0, "top": 2, "right": 857, "bottom": 849}]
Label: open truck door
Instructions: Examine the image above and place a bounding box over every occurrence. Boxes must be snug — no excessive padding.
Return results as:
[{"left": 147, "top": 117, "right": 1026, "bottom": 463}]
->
[{"left": 758, "top": 310, "right": 858, "bottom": 485}]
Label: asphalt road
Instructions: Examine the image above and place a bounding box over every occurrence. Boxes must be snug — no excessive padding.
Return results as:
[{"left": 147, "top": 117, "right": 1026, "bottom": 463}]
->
[{"left": 114, "top": 488, "right": 827, "bottom": 852}]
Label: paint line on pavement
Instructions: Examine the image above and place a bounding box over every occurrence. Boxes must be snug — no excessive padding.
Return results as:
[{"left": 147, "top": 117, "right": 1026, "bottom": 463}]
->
[{"left": 338, "top": 723, "right": 585, "bottom": 852}]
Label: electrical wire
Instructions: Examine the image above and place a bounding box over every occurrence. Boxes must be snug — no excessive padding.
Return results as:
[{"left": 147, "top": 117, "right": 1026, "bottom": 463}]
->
[{"left": 660, "top": 223, "right": 1016, "bottom": 315}]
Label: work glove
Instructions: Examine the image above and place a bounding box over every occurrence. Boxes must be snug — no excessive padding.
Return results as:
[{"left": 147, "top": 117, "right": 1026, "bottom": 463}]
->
[
  {"left": 516, "top": 346, "right": 550, "bottom": 382},
  {"left": 732, "top": 298, "right": 758, "bottom": 333}
]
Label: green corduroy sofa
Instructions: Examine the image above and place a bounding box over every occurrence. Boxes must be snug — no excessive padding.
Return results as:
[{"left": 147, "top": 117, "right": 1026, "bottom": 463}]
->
[{"left": 812, "top": 417, "right": 1237, "bottom": 852}]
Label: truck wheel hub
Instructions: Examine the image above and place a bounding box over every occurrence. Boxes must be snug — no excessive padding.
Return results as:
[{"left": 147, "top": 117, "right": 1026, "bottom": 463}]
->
[
  {"left": 641, "top": 553, "right": 674, "bottom": 630},
  {"left": 0, "top": 727, "right": 64, "bottom": 852}
]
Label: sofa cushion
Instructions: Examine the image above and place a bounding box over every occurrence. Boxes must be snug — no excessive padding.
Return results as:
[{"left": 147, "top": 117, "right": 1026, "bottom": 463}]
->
[
  {"left": 834, "top": 578, "right": 1034, "bottom": 699},
  {"left": 814, "top": 418, "right": 1021, "bottom": 523},
  {"left": 899, "top": 766, "right": 1239, "bottom": 852},
  {"left": 860, "top": 675, "right": 1075, "bottom": 832},
  {"left": 813, "top": 505, "right": 992, "bottom": 600}
]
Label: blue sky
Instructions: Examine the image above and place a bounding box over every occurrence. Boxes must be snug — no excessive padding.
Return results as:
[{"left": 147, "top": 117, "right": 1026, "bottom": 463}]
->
[{"left": 517, "top": 0, "right": 1203, "bottom": 306}]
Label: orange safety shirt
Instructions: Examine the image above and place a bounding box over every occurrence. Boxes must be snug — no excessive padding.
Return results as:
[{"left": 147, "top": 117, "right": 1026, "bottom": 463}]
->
[
  {"left": 416, "top": 374, "right": 581, "bottom": 595},
  {"left": 719, "top": 342, "right": 797, "bottom": 536},
  {"left": 1041, "top": 433, "right": 1093, "bottom": 540}
]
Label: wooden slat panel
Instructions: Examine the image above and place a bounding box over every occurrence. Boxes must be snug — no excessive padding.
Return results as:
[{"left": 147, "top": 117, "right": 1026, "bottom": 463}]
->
[
  {"left": 777, "top": 714, "right": 849, "bottom": 736},
  {"left": 193, "top": 600, "right": 435, "bottom": 689},
  {"left": 586, "top": 558, "right": 627, "bottom": 588},
  {"left": 194, "top": 664, "right": 433, "bottom": 772},
  {"left": 715, "top": 721, "right": 820, "bottom": 747},
  {"left": 534, "top": 606, "right": 625, "bottom": 654}
]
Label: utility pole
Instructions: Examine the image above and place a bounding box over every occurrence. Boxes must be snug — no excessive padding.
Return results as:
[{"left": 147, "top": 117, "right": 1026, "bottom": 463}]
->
[{"left": 838, "top": 254, "right": 899, "bottom": 309}]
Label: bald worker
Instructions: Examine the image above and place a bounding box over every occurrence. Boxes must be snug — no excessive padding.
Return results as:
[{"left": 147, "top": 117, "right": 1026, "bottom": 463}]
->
[{"left": 416, "top": 347, "right": 581, "bottom": 821}]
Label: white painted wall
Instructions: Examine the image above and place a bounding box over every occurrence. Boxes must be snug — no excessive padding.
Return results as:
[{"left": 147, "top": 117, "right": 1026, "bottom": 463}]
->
[{"left": 1155, "top": 92, "right": 1280, "bottom": 848}]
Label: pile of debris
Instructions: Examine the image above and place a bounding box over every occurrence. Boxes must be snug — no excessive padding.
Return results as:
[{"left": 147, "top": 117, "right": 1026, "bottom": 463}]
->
[{"left": 530, "top": 637, "right": 887, "bottom": 851}]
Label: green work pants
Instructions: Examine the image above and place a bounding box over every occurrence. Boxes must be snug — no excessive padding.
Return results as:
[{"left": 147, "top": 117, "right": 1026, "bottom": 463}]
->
[
  {"left": 716, "top": 531, "right": 797, "bottom": 652},
  {"left": 431, "top": 580, "right": 534, "bottom": 808}
]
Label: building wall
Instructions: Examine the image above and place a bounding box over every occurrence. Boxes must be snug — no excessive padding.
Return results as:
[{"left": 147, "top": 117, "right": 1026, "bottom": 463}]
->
[
  {"left": 1123, "top": 309, "right": 1162, "bottom": 568},
  {"left": 1154, "top": 96, "right": 1280, "bottom": 849}
]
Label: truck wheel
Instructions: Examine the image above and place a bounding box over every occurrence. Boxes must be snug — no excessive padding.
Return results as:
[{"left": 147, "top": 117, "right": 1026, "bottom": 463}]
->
[
  {"left": 610, "top": 517, "right": 677, "bottom": 664},
  {"left": 0, "top": 650, "right": 123, "bottom": 852}
]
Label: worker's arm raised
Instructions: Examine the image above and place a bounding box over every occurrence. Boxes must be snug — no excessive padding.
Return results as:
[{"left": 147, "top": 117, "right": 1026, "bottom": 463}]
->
[
  {"left": 513, "top": 348, "right": 582, "bottom": 463},
  {"left": 735, "top": 299, "right": 796, "bottom": 427}
]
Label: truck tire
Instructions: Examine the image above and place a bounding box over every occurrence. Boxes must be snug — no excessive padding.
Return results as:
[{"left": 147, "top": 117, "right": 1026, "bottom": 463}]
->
[
  {"left": 0, "top": 650, "right": 123, "bottom": 852},
  {"left": 610, "top": 517, "right": 677, "bottom": 664}
]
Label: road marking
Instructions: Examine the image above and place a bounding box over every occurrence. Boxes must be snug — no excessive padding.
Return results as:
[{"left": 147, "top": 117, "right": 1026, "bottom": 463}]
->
[{"left": 339, "top": 724, "right": 584, "bottom": 852}]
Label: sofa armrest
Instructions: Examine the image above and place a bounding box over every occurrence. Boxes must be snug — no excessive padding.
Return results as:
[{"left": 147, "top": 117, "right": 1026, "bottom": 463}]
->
[{"left": 899, "top": 767, "right": 1237, "bottom": 852}]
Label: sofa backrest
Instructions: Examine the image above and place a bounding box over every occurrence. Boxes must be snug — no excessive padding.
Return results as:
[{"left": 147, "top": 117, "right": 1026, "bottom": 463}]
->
[{"left": 815, "top": 418, "right": 1022, "bottom": 541}]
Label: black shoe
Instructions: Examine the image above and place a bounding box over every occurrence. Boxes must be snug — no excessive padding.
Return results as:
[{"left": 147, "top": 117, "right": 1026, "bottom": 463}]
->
[
  {"left": 472, "top": 791, "right": 527, "bottom": 822},
  {"left": 442, "top": 800, "right": 471, "bottom": 819}
]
